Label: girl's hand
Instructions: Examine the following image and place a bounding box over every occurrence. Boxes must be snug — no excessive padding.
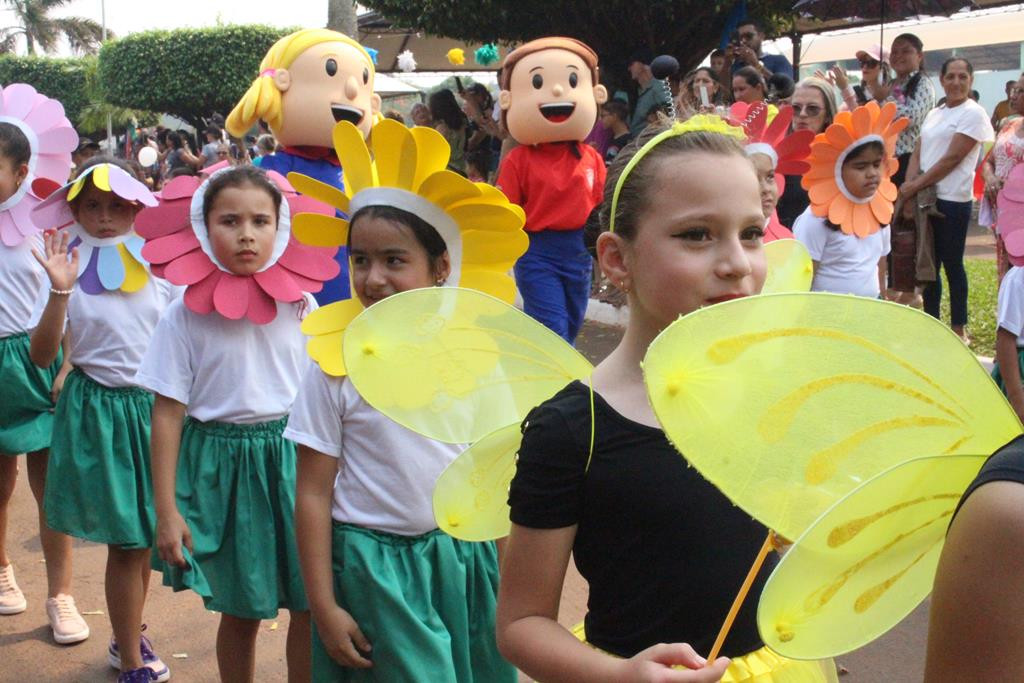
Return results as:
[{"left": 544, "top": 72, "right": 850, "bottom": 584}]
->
[
  {"left": 50, "top": 364, "right": 72, "bottom": 404},
  {"left": 618, "top": 643, "right": 731, "bottom": 682},
  {"left": 314, "top": 604, "right": 373, "bottom": 669},
  {"left": 31, "top": 230, "right": 78, "bottom": 291},
  {"left": 156, "top": 509, "right": 193, "bottom": 568}
]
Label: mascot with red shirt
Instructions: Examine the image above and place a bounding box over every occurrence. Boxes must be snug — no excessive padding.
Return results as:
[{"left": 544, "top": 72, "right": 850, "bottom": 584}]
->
[{"left": 497, "top": 37, "right": 607, "bottom": 344}]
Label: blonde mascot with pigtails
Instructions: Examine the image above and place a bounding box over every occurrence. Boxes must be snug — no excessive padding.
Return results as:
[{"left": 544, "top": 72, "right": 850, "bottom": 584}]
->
[{"left": 227, "top": 28, "right": 382, "bottom": 303}]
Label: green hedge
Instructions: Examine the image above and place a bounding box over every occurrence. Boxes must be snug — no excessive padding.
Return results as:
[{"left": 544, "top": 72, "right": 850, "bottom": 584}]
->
[
  {"left": 0, "top": 55, "right": 89, "bottom": 123},
  {"left": 99, "top": 24, "right": 296, "bottom": 129}
]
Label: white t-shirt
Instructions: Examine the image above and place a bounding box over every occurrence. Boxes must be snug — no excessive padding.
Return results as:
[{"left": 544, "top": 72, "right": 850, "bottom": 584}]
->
[
  {"left": 997, "top": 266, "right": 1024, "bottom": 346},
  {"left": 135, "top": 297, "right": 315, "bottom": 424},
  {"left": 919, "top": 100, "right": 994, "bottom": 202},
  {"left": 793, "top": 207, "right": 891, "bottom": 298},
  {"left": 0, "top": 234, "right": 46, "bottom": 337},
  {"left": 284, "top": 365, "right": 463, "bottom": 536},
  {"left": 28, "top": 276, "right": 180, "bottom": 388}
]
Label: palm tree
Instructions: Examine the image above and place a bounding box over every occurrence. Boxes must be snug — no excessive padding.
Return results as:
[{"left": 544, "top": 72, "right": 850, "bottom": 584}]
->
[{"left": 0, "top": 0, "right": 106, "bottom": 55}]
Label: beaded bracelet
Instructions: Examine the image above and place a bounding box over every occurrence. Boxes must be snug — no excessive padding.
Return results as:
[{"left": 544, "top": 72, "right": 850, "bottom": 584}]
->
[{"left": 49, "top": 287, "right": 73, "bottom": 296}]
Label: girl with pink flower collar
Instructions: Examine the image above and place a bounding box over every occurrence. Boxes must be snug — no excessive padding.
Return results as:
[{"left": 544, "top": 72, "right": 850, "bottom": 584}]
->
[
  {"left": 28, "top": 156, "right": 179, "bottom": 683},
  {"left": 0, "top": 83, "right": 81, "bottom": 645},
  {"left": 134, "top": 165, "right": 338, "bottom": 682}
]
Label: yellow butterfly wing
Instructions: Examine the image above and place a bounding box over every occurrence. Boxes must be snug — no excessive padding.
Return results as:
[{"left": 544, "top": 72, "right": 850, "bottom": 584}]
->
[
  {"left": 433, "top": 422, "right": 522, "bottom": 541},
  {"left": 758, "top": 453, "right": 987, "bottom": 659},
  {"left": 643, "top": 292, "right": 1021, "bottom": 542},
  {"left": 761, "top": 239, "right": 813, "bottom": 294},
  {"left": 342, "top": 287, "right": 593, "bottom": 443}
]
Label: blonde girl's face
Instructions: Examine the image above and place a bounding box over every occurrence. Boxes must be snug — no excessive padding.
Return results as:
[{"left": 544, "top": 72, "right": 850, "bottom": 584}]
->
[
  {"left": 750, "top": 152, "right": 778, "bottom": 219},
  {"left": 620, "top": 151, "right": 767, "bottom": 330},
  {"left": 206, "top": 184, "right": 279, "bottom": 276},
  {"left": 349, "top": 215, "right": 450, "bottom": 308},
  {"left": 0, "top": 155, "right": 28, "bottom": 204},
  {"left": 72, "top": 182, "right": 139, "bottom": 239}
]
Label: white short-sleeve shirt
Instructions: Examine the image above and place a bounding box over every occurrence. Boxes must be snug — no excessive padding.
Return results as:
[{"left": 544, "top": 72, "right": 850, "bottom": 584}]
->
[
  {"left": 793, "top": 207, "right": 891, "bottom": 298},
  {"left": 284, "top": 365, "right": 463, "bottom": 536},
  {"left": 919, "top": 100, "right": 994, "bottom": 202},
  {"left": 0, "top": 234, "right": 46, "bottom": 337},
  {"left": 28, "top": 276, "right": 181, "bottom": 388},
  {"left": 135, "top": 296, "right": 315, "bottom": 424},
  {"left": 997, "top": 266, "right": 1024, "bottom": 346}
]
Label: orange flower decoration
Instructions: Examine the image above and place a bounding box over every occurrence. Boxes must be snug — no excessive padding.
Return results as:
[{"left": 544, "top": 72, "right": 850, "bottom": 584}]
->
[{"left": 802, "top": 101, "right": 908, "bottom": 238}]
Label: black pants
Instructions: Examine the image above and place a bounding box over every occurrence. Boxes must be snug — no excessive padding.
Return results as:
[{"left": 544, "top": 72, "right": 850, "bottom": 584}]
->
[{"left": 922, "top": 199, "right": 973, "bottom": 327}]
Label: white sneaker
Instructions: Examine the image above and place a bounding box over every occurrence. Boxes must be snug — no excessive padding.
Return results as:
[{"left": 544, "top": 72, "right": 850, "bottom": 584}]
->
[
  {"left": 0, "top": 563, "right": 26, "bottom": 615},
  {"left": 46, "top": 594, "right": 90, "bottom": 644}
]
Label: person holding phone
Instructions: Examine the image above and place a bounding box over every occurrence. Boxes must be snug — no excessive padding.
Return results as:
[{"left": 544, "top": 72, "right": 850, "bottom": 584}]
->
[
  {"left": 722, "top": 19, "right": 793, "bottom": 85},
  {"left": 678, "top": 67, "right": 724, "bottom": 117}
]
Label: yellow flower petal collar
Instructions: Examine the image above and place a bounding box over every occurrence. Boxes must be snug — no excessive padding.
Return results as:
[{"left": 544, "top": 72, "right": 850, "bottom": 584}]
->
[{"left": 288, "top": 118, "right": 529, "bottom": 376}]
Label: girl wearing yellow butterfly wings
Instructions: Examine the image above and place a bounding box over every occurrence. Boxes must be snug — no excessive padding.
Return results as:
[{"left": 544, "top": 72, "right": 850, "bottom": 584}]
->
[
  {"left": 284, "top": 119, "right": 526, "bottom": 682},
  {"left": 497, "top": 117, "right": 837, "bottom": 683}
]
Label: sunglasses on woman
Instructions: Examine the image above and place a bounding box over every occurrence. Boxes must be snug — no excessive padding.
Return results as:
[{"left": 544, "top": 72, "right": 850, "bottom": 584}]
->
[
  {"left": 792, "top": 104, "right": 823, "bottom": 117},
  {"left": 859, "top": 58, "right": 880, "bottom": 69}
]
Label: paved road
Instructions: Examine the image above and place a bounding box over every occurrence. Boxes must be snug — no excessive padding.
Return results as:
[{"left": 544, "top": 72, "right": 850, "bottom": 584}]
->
[{"left": 2, "top": 320, "right": 928, "bottom": 681}]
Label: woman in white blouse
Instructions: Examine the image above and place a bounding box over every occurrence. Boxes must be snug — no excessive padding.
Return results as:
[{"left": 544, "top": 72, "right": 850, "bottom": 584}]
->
[{"left": 900, "top": 57, "right": 994, "bottom": 344}]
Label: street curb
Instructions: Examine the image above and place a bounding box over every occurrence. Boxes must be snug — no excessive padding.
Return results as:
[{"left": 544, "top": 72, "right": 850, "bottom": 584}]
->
[{"left": 584, "top": 298, "right": 628, "bottom": 327}]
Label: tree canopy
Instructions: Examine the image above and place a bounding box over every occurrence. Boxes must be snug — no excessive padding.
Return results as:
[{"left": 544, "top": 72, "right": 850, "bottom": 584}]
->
[
  {"left": 98, "top": 25, "right": 294, "bottom": 131},
  {"left": 362, "top": 0, "right": 794, "bottom": 76},
  {"left": 0, "top": 0, "right": 106, "bottom": 55},
  {"left": 0, "top": 54, "right": 87, "bottom": 121}
]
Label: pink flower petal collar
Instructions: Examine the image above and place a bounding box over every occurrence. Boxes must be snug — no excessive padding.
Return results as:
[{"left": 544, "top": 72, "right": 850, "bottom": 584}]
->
[
  {"left": 188, "top": 167, "right": 291, "bottom": 273},
  {"left": 0, "top": 83, "right": 76, "bottom": 247},
  {"left": 136, "top": 169, "right": 339, "bottom": 325}
]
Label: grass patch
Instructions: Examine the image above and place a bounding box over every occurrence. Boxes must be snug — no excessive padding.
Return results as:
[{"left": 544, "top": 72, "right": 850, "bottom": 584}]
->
[{"left": 934, "top": 258, "right": 997, "bottom": 357}]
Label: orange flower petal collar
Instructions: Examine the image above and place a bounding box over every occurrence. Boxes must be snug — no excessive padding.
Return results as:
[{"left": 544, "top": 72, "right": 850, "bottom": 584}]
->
[{"left": 802, "top": 101, "right": 908, "bottom": 238}]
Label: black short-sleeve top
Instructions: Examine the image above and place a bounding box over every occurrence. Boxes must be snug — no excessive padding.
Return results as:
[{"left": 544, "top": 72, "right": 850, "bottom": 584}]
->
[
  {"left": 955, "top": 435, "right": 1024, "bottom": 518},
  {"left": 508, "top": 380, "right": 776, "bottom": 658}
]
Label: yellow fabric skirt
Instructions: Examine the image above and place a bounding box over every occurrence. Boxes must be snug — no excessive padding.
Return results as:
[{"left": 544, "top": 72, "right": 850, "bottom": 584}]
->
[{"left": 570, "top": 622, "right": 838, "bottom": 683}]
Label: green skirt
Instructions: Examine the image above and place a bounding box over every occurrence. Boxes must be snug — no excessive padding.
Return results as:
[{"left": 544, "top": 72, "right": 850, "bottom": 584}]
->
[
  {"left": 312, "top": 523, "right": 515, "bottom": 682},
  {"left": 992, "top": 348, "right": 1024, "bottom": 393},
  {"left": 0, "top": 332, "right": 61, "bottom": 455},
  {"left": 44, "top": 369, "right": 155, "bottom": 549},
  {"left": 157, "top": 416, "right": 307, "bottom": 619}
]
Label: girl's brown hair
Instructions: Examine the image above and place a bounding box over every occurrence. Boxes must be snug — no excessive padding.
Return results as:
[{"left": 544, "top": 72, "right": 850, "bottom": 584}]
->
[{"left": 599, "top": 120, "right": 749, "bottom": 240}]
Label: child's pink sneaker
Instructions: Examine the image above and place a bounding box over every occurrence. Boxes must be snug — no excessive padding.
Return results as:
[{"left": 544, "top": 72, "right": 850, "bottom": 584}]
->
[
  {"left": 0, "top": 563, "right": 26, "bottom": 615},
  {"left": 45, "top": 593, "right": 90, "bottom": 644}
]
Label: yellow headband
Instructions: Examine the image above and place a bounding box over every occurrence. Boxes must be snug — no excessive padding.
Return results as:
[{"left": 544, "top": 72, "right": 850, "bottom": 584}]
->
[{"left": 608, "top": 115, "right": 746, "bottom": 233}]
